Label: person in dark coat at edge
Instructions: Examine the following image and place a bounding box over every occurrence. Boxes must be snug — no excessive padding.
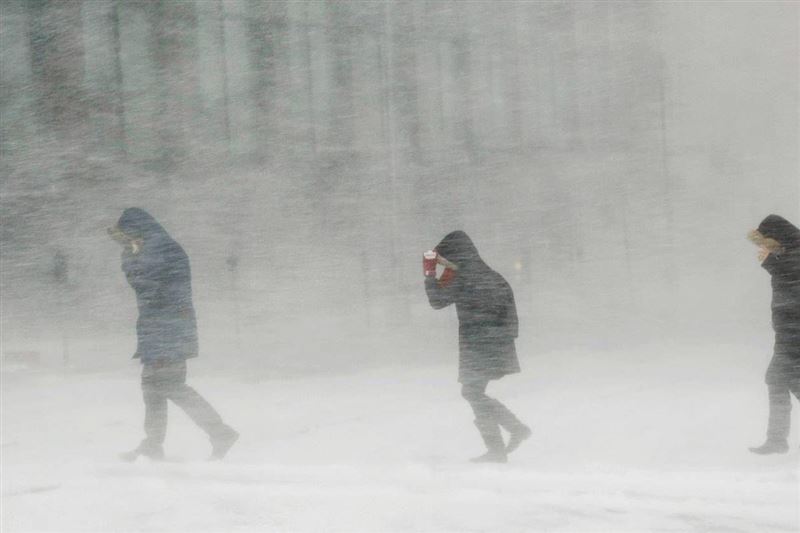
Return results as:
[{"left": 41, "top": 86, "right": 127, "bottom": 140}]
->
[
  {"left": 423, "top": 231, "right": 531, "bottom": 463},
  {"left": 747, "top": 215, "right": 800, "bottom": 454},
  {"left": 109, "top": 208, "right": 238, "bottom": 461}
]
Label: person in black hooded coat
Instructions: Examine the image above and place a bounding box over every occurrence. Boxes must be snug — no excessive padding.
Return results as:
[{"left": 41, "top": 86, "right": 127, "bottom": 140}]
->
[
  {"left": 110, "top": 208, "right": 238, "bottom": 461},
  {"left": 424, "top": 231, "right": 530, "bottom": 463},
  {"left": 747, "top": 215, "right": 800, "bottom": 455}
]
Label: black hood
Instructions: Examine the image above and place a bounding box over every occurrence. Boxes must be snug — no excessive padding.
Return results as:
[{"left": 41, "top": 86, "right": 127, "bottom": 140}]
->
[
  {"left": 435, "top": 231, "right": 485, "bottom": 269},
  {"left": 117, "top": 208, "right": 169, "bottom": 241},
  {"left": 758, "top": 215, "right": 800, "bottom": 250}
]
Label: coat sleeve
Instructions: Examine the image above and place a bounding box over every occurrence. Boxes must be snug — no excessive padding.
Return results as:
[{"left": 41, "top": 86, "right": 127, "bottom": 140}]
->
[
  {"left": 125, "top": 253, "right": 171, "bottom": 309},
  {"left": 123, "top": 262, "right": 158, "bottom": 306},
  {"left": 425, "top": 276, "right": 457, "bottom": 309}
]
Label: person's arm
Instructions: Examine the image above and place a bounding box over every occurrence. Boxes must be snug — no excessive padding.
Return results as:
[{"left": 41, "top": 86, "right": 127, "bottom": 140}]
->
[
  {"left": 125, "top": 251, "right": 170, "bottom": 308},
  {"left": 425, "top": 275, "right": 457, "bottom": 309},
  {"left": 423, "top": 250, "right": 456, "bottom": 309}
]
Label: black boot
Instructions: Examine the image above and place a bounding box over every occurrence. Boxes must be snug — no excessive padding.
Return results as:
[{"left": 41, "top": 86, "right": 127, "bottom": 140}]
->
[
  {"left": 120, "top": 441, "right": 164, "bottom": 462},
  {"left": 210, "top": 426, "right": 239, "bottom": 461},
  {"left": 485, "top": 397, "right": 528, "bottom": 450},
  {"left": 506, "top": 425, "right": 532, "bottom": 454},
  {"left": 749, "top": 439, "right": 789, "bottom": 455},
  {"left": 470, "top": 419, "right": 507, "bottom": 463}
]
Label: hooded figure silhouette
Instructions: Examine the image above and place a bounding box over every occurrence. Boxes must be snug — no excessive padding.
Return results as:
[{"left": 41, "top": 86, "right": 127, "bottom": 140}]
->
[
  {"left": 749, "top": 215, "right": 800, "bottom": 455},
  {"left": 112, "top": 208, "right": 238, "bottom": 461},
  {"left": 424, "top": 231, "right": 529, "bottom": 463},
  {"left": 117, "top": 207, "right": 198, "bottom": 362}
]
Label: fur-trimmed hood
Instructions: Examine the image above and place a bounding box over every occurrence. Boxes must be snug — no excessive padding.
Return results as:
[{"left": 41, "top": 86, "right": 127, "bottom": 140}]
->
[{"left": 758, "top": 215, "right": 800, "bottom": 251}]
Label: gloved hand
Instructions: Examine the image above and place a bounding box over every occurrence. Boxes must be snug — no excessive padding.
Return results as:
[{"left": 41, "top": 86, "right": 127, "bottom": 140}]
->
[
  {"left": 423, "top": 250, "right": 438, "bottom": 277},
  {"left": 439, "top": 267, "right": 456, "bottom": 287}
]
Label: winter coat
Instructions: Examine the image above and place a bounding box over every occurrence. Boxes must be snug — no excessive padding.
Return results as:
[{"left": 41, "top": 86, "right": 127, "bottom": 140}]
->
[
  {"left": 425, "top": 231, "right": 521, "bottom": 383},
  {"left": 758, "top": 215, "right": 800, "bottom": 359},
  {"left": 117, "top": 208, "right": 198, "bottom": 363}
]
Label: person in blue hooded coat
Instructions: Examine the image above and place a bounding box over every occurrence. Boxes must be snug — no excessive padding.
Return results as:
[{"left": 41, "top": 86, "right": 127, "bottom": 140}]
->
[
  {"left": 423, "top": 231, "right": 531, "bottom": 463},
  {"left": 747, "top": 215, "right": 800, "bottom": 455},
  {"left": 110, "top": 208, "right": 238, "bottom": 461}
]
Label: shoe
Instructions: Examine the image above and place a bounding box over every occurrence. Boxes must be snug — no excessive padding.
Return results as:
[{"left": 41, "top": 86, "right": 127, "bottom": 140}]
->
[
  {"left": 506, "top": 425, "right": 532, "bottom": 454},
  {"left": 470, "top": 450, "right": 508, "bottom": 463},
  {"left": 119, "top": 442, "right": 164, "bottom": 462},
  {"left": 748, "top": 439, "right": 789, "bottom": 455},
  {"left": 210, "top": 427, "right": 239, "bottom": 461}
]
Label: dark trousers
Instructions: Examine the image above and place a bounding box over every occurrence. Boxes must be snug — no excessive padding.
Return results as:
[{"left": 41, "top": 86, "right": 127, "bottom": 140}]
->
[
  {"left": 461, "top": 380, "right": 525, "bottom": 438},
  {"left": 765, "top": 353, "right": 800, "bottom": 443},
  {"left": 141, "top": 360, "right": 228, "bottom": 449}
]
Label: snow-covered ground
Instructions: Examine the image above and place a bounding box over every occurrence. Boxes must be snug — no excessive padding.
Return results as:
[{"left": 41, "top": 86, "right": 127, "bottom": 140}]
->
[{"left": 3, "top": 344, "right": 798, "bottom": 532}]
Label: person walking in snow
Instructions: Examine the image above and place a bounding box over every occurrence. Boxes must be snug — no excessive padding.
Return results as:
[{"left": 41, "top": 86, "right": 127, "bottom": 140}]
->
[
  {"left": 109, "top": 208, "right": 238, "bottom": 461},
  {"left": 748, "top": 215, "right": 800, "bottom": 455},
  {"left": 423, "top": 231, "right": 531, "bottom": 463}
]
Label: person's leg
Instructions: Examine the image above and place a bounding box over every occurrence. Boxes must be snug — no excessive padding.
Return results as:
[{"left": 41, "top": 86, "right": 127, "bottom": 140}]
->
[
  {"left": 481, "top": 383, "right": 531, "bottom": 453},
  {"left": 461, "top": 381, "right": 492, "bottom": 420},
  {"left": 121, "top": 363, "right": 168, "bottom": 461},
  {"left": 483, "top": 394, "right": 526, "bottom": 433},
  {"left": 165, "top": 361, "right": 238, "bottom": 458},
  {"left": 751, "top": 356, "right": 791, "bottom": 454},
  {"left": 463, "top": 381, "right": 530, "bottom": 450},
  {"left": 766, "top": 383, "right": 791, "bottom": 443},
  {"left": 789, "top": 376, "right": 800, "bottom": 451},
  {"left": 462, "top": 381, "right": 506, "bottom": 462},
  {"left": 170, "top": 384, "right": 228, "bottom": 437},
  {"left": 142, "top": 387, "right": 168, "bottom": 452}
]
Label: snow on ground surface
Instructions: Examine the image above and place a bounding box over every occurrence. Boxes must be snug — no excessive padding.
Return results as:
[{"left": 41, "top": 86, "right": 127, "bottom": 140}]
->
[{"left": 3, "top": 344, "right": 799, "bottom": 532}]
